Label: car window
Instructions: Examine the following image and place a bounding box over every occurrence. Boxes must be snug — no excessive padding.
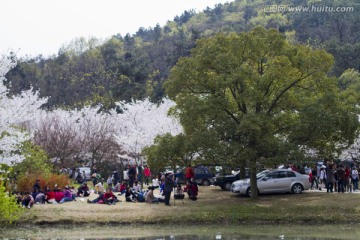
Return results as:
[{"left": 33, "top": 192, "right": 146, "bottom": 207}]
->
[
  {"left": 286, "top": 171, "right": 296, "bottom": 177},
  {"left": 257, "top": 170, "right": 269, "bottom": 179},
  {"left": 266, "top": 172, "right": 280, "bottom": 179},
  {"left": 277, "top": 171, "right": 287, "bottom": 178},
  {"left": 195, "top": 167, "right": 204, "bottom": 174}
]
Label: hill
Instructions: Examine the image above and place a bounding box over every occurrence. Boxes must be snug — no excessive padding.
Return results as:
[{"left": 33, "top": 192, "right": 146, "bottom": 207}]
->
[{"left": 4, "top": 0, "right": 360, "bottom": 109}]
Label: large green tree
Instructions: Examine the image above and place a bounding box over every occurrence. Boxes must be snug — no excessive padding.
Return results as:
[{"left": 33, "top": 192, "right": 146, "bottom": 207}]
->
[{"left": 165, "top": 27, "right": 359, "bottom": 198}]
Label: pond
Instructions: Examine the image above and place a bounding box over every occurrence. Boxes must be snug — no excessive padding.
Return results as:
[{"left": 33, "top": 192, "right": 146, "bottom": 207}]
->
[{"left": 1, "top": 224, "right": 360, "bottom": 239}]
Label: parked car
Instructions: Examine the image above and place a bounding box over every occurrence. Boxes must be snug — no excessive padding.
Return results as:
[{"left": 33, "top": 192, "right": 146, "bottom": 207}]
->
[
  {"left": 174, "top": 165, "right": 213, "bottom": 186},
  {"left": 73, "top": 167, "right": 91, "bottom": 182},
  {"left": 231, "top": 169, "right": 311, "bottom": 197},
  {"left": 213, "top": 168, "right": 251, "bottom": 191}
]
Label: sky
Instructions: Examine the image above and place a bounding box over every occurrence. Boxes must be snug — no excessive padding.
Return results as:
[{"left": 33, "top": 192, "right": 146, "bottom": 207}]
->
[{"left": 1, "top": 0, "right": 230, "bottom": 58}]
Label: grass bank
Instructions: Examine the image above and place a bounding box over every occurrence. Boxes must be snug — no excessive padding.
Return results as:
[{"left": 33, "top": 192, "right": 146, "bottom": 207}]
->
[{"left": 6, "top": 186, "right": 360, "bottom": 226}]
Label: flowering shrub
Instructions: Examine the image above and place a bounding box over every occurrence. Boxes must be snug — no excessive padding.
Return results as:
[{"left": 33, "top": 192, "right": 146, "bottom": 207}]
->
[{"left": 17, "top": 173, "right": 70, "bottom": 192}]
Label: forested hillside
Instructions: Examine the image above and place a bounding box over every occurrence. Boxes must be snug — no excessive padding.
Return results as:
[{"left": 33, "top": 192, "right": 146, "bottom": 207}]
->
[{"left": 5, "top": 0, "right": 360, "bottom": 109}]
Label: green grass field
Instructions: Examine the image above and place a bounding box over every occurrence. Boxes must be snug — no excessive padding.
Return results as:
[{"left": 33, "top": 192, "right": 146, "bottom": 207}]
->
[{"left": 10, "top": 186, "right": 360, "bottom": 226}]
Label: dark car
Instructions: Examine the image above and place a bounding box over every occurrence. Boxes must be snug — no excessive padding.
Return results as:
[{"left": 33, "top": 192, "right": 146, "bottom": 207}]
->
[
  {"left": 212, "top": 168, "right": 251, "bottom": 191},
  {"left": 174, "top": 165, "right": 213, "bottom": 186}
]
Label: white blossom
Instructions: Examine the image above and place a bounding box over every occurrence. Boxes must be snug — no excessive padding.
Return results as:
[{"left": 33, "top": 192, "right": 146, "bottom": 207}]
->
[
  {"left": 114, "top": 98, "right": 182, "bottom": 161},
  {"left": 0, "top": 55, "right": 47, "bottom": 166}
]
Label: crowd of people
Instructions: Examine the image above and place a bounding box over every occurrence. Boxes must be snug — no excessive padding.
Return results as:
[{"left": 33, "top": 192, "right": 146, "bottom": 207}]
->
[
  {"left": 15, "top": 164, "right": 200, "bottom": 209},
  {"left": 305, "top": 162, "right": 359, "bottom": 193}
]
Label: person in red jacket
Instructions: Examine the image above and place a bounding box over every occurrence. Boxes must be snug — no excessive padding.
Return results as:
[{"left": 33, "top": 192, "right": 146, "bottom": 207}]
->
[
  {"left": 185, "top": 164, "right": 194, "bottom": 181},
  {"left": 45, "top": 187, "right": 57, "bottom": 204},
  {"left": 184, "top": 180, "right": 198, "bottom": 201},
  {"left": 144, "top": 165, "right": 151, "bottom": 185},
  {"left": 54, "top": 188, "right": 64, "bottom": 203},
  {"left": 103, "top": 188, "right": 117, "bottom": 205}
]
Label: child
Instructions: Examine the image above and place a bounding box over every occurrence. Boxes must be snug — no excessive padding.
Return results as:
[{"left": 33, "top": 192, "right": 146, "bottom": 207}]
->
[{"left": 174, "top": 184, "right": 185, "bottom": 199}]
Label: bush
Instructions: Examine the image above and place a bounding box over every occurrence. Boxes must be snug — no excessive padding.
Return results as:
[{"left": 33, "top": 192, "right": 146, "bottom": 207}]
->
[
  {"left": 0, "top": 183, "right": 23, "bottom": 224},
  {"left": 17, "top": 173, "right": 70, "bottom": 192}
]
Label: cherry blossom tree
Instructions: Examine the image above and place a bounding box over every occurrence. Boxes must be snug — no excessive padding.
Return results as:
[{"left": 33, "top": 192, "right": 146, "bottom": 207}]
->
[
  {"left": 0, "top": 55, "right": 47, "bottom": 166},
  {"left": 341, "top": 136, "right": 360, "bottom": 162},
  {"left": 114, "top": 98, "right": 183, "bottom": 164},
  {"left": 32, "top": 106, "right": 122, "bottom": 169}
]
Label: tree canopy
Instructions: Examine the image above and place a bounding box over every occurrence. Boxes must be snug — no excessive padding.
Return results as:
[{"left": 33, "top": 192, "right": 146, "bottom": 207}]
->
[{"left": 164, "top": 27, "right": 359, "bottom": 198}]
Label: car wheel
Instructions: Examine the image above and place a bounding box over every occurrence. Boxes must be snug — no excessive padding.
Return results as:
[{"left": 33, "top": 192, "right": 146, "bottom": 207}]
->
[
  {"left": 223, "top": 182, "right": 232, "bottom": 191},
  {"left": 201, "top": 179, "right": 211, "bottom": 186},
  {"left": 292, "top": 183, "right": 303, "bottom": 194},
  {"left": 246, "top": 187, "right": 258, "bottom": 197}
]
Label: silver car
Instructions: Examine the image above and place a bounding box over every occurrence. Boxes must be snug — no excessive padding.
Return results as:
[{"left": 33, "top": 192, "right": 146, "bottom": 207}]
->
[{"left": 231, "top": 169, "right": 310, "bottom": 197}]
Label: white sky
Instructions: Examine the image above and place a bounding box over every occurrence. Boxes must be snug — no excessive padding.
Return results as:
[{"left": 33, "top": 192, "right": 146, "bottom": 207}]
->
[{"left": 0, "top": 0, "right": 230, "bottom": 58}]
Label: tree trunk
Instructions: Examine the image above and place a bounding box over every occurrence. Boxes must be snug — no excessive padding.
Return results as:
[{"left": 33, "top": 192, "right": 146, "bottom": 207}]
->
[
  {"left": 250, "top": 160, "right": 258, "bottom": 199},
  {"left": 239, "top": 161, "right": 246, "bottom": 179}
]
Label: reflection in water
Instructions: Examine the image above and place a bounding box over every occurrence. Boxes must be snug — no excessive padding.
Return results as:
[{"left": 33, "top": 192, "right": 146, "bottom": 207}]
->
[{"left": 2, "top": 224, "right": 360, "bottom": 239}]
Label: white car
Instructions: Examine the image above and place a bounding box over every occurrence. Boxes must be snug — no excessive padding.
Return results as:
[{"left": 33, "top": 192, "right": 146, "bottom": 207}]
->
[{"left": 231, "top": 169, "right": 310, "bottom": 197}]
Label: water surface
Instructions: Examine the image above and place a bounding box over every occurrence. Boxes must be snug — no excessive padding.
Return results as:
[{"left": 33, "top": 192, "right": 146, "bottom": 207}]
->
[{"left": 1, "top": 224, "right": 359, "bottom": 239}]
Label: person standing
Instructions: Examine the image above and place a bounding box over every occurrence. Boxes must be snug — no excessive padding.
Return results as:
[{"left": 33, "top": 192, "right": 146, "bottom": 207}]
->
[
  {"left": 326, "top": 164, "right": 335, "bottom": 193},
  {"left": 127, "top": 164, "right": 136, "bottom": 187},
  {"left": 310, "top": 165, "right": 319, "bottom": 190},
  {"left": 144, "top": 165, "right": 151, "bottom": 185},
  {"left": 112, "top": 170, "right": 120, "bottom": 186},
  {"left": 351, "top": 166, "right": 359, "bottom": 191},
  {"left": 185, "top": 164, "right": 194, "bottom": 182},
  {"left": 337, "top": 165, "right": 345, "bottom": 193},
  {"left": 163, "top": 172, "right": 174, "bottom": 206},
  {"left": 137, "top": 165, "right": 143, "bottom": 182},
  {"left": 91, "top": 166, "right": 98, "bottom": 187},
  {"left": 345, "top": 166, "right": 352, "bottom": 192},
  {"left": 33, "top": 179, "right": 41, "bottom": 192}
]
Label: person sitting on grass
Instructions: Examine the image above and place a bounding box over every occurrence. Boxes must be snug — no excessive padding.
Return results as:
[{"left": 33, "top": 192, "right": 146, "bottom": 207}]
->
[
  {"left": 34, "top": 190, "right": 46, "bottom": 204},
  {"left": 95, "top": 179, "right": 105, "bottom": 195},
  {"left": 45, "top": 187, "right": 57, "bottom": 204},
  {"left": 13, "top": 192, "right": 22, "bottom": 204},
  {"left": 145, "top": 186, "right": 159, "bottom": 204},
  {"left": 32, "top": 188, "right": 40, "bottom": 201},
  {"left": 174, "top": 184, "right": 185, "bottom": 199},
  {"left": 113, "top": 180, "right": 121, "bottom": 192},
  {"left": 132, "top": 180, "right": 142, "bottom": 193},
  {"left": 87, "top": 188, "right": 118, "bottom": 204},
  {"left": 54, "top": 187, "right": 64, "bottom": 203},
  {"left": 103, "top": 188, "right": 117, "bottom": 204},
  {"left": 22, "top": 192, "right": 34, "bottom": 208},
  {"left": 125, "top": 186, "right": 137, "bottom": 202},
  {"left": 77, "top": 183, "right": 90, "bottom": 197},
  {"left": 119, "top": 182, "right": 127, "bottom": 195},
  {"left": 60, "top": 186, "right": 75, "bottom": 203},
  {"left": 184, "top": 180, "right": 198, "bottom": 201}
]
